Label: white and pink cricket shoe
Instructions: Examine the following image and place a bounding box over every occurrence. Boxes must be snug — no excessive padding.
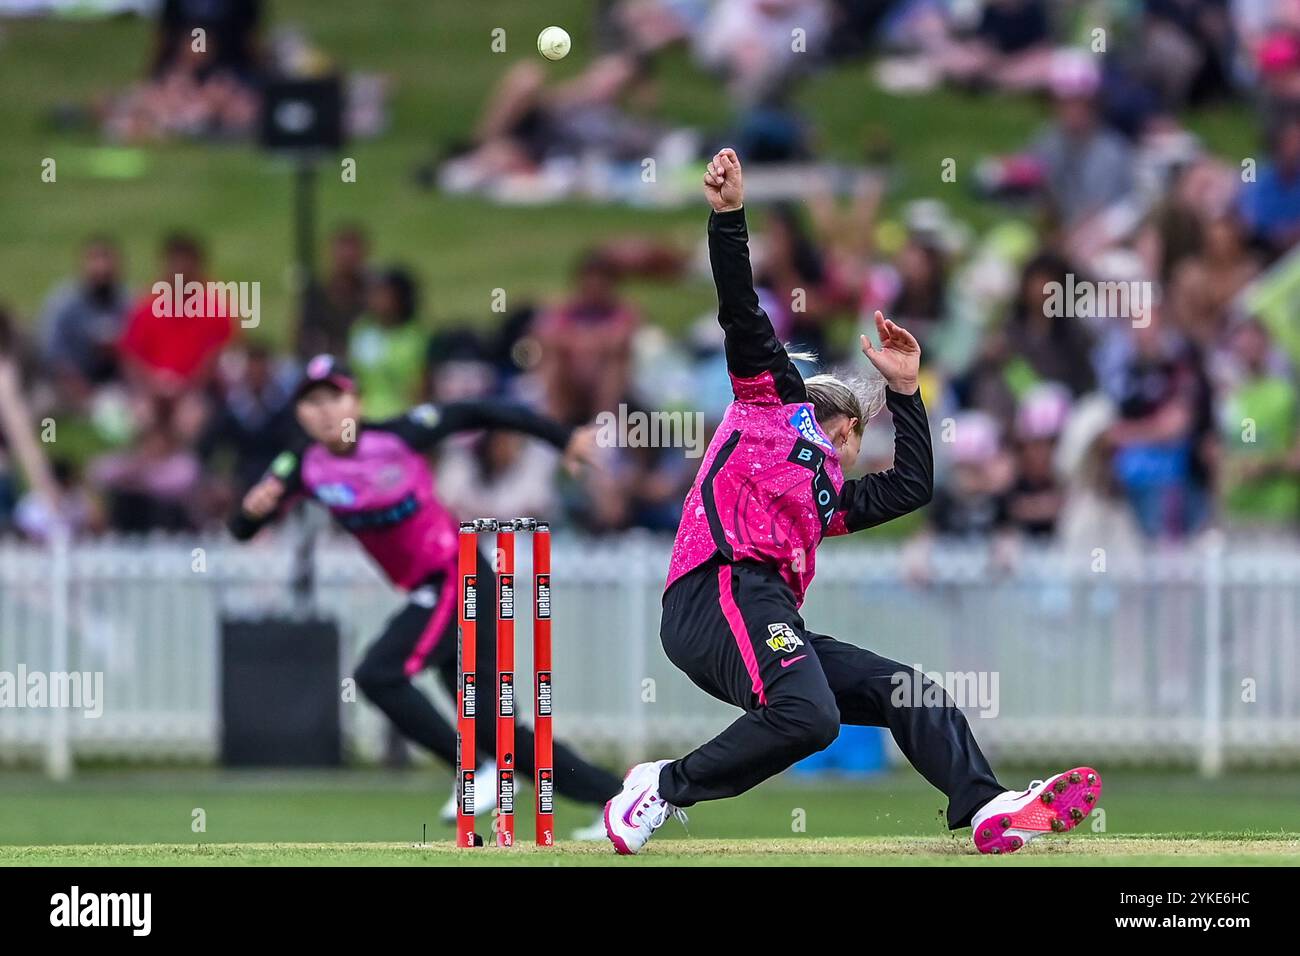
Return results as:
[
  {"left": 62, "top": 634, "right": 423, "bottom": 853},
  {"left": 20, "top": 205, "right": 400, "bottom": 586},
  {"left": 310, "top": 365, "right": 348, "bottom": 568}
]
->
[
  {"left": 971, "top": 766, "right": 1103, "bottom": 856},
  {"left": 604, "top": 760, "right": 687, "bottom": 855}
]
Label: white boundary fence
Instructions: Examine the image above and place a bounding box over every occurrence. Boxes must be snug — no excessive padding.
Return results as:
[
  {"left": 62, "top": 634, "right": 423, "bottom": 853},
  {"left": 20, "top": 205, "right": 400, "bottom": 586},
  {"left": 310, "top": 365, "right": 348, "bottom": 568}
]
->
[{"left": 2, "top": 531, "right": 1299, "bottom": 776}]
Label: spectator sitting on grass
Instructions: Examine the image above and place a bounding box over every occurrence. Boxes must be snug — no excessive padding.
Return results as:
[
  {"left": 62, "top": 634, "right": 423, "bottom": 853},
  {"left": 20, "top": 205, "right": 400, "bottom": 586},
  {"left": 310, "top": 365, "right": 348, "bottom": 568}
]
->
[
  {"left": 1006, "top": 383, "right": 1070, "bottom": 538},
  {"left": 14, "top": 460, "right": 102, "bottom": 543},
  {"left": 106, "top": 26, "right": 261, "bottom": 143},
  {"left": 1237, "top": 112, "right": 1300, "bottom": 259},
  {"left": 346, "top": 268, "right": 431, "bottom": 420},
  {"left": 691, "top": 0, "right": 832, "bottom": 106},
  {"left": 885, "top": 231, "right": 949, "bottom": 354},
  {"left": 931, "top": 0, "right": 1055, "bottom": 94},
  {"left": 1032, "top": 54, "right": 1136, "bottom": 232},
  {"left": 119, "top": 233, "right": 234, "bottom": 443},
  {"left": 39, "top": 235, "right": 130, "bottom": 403},
  {"left": 1138, "top": 0, "right": 1236, "bottom": 107},
  {"left": 1004, "top": 251, "right": 1097, "bottom": 399},
  {"left": 437, "top": 54, "right": 658, "bottom": 196},
  {"left": 152, "top": 0, "right": 262, "bottom": 81},
  {"left": 0, "top": 308, "right": 27, "bottom": 531},
  {"left": 536, "top": 251, "right": 639, "bottom": 424},
  {"left": 1053, "top": 394, "right": 1143, "bottom": 553},
  {"left": 754, "top": 201, "right": 840, "bottom": 359},
  {"left": 298, "top": 224, "right": 373, "bottom": 360},
  {"left": 1254, "top": 25, "right": 1300, "bottom": 110},
  {"left": 197, "top": 344, "right": 297, "bottom": 513},
  {"left": 437, "top": 429, "right": 560, "bottom": 524},
  {"left": 928, "top": 409, "right": 1016, "bottom": 539},
  {"left": 903, "top": 408, "right": 1018, "bottom": 582},
  {"left": 89, "top": 402, "right": 201, "bottom": 534},
  {"left": 1216, "top": 318, "right": 1300, "bottom": 529},
  {"left": 1104, "top": 308, "right": 1211, "bottom": 540},
  {"left": 1167, "top": 212, "right": 1262, "bottom": 352}
]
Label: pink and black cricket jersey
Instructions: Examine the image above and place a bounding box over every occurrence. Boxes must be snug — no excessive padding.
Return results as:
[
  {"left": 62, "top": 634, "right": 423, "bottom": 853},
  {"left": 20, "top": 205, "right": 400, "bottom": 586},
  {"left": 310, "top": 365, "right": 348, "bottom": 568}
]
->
[
  {"left": 229, "top": 402, "right": 573, "bottom": 591},
  {"left": 666, "top": 208, "right": 933, "bottom": 607}
]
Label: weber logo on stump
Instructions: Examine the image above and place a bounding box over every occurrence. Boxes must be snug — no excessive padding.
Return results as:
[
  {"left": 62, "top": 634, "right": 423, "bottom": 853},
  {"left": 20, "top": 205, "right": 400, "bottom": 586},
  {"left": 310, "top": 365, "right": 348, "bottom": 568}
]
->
[
  {"left": 536, "top": 672, "right": 552, "bottom": 717},
  {"left": 499, "top": 672, "right": 515, "bottom": 717},
  {"left": 462, "top": 575, "right": 477, "bottom": 620},
  {"left": 537, "top": 768, "right": 554, "bottom": 813},
  {"left": 499, "top": 769, "right": 515, "bottom": 814},
  {"left": 535, "top": 574, "right": 551, "bottom": 619},
  {"left": 460, "top": 769, "right": 475, "bottom": 814},
  {"left": 499, "top": 575, "right": 514, "bottom": 619},
  {"left": 461, "top": 673, "right": 476, "bottom": 718}
]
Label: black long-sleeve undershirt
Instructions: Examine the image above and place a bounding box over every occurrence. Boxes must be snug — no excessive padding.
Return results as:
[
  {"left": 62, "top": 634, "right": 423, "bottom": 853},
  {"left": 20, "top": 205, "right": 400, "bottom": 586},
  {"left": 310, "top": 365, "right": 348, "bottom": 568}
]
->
[
  {"left": 837, "top": 387, "right": 934, "bottom": 533},
  {"left": 709, "top": 207, "right": 806, "bottom": 405}
]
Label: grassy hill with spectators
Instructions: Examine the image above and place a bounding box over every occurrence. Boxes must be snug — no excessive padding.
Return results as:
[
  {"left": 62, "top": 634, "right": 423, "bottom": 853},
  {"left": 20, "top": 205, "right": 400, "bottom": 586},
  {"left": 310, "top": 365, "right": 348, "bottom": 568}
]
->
[{"left": 0, "top": 0, "right": 1256, "bottom": 345}]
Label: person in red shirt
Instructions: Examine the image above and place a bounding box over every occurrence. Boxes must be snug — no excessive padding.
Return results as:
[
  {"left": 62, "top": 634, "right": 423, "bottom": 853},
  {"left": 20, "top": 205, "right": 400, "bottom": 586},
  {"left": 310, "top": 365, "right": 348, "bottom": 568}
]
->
[{"left": 119, "top": 233, "right": 235, "bottom": 440}]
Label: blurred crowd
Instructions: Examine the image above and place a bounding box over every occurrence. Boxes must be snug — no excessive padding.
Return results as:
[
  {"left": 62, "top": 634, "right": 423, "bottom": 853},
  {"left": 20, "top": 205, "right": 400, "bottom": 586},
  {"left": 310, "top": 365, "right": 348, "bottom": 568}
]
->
[
  {"left": 5, "top": 0, "right": 1300, "bottom": 549},
  {"left": 45, "top": 0, "right": 385, "bottom": 144}
]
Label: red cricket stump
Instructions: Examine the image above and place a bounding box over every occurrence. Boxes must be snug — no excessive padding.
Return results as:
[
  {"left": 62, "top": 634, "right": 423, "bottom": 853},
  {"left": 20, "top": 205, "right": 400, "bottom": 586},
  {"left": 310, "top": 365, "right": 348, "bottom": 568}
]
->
[
  {"left": 533, "top": 522, "right": 555, "bottom": 846},
  {"left": 455, "top": 521, "right": 481, "bottom": 848},
  {"left": 495, "top": 522, "right": 517, "bottom": 847}
]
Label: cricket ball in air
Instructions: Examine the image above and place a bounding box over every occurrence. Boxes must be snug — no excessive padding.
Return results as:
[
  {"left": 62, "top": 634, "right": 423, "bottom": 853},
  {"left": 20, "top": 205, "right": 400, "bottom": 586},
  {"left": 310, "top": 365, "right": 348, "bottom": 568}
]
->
[{"left": 537, "top": 26, "right": 571, "bottom": 61}]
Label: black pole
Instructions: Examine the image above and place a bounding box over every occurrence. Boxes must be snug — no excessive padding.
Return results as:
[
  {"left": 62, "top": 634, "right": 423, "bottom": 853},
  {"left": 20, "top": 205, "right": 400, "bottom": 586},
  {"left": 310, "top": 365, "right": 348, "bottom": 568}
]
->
[
  {"left": 256, "top": 77, "right": 343, "bottom": 619},
  {"left": 291, "top": 156, "right": 319, "bottom": 617},
  {"left": 294, "top": 157, "right": 317, "bottom": 296}
]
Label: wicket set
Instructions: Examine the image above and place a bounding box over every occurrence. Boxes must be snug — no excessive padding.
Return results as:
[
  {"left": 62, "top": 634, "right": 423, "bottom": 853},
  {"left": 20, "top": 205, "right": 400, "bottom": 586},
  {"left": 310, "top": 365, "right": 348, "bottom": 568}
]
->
[{"left": 456, "top": 518, "right": 554, "bottom": 848}]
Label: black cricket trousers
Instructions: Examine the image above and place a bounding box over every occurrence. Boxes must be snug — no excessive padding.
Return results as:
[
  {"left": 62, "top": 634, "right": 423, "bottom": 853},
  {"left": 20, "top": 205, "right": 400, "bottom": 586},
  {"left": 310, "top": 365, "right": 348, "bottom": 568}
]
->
[
  {"left": 658, "top": 559, "right": 1004, "bottom": 829},
  {"left": 353, "top": 548, "right": 620, "bottom": 806}
]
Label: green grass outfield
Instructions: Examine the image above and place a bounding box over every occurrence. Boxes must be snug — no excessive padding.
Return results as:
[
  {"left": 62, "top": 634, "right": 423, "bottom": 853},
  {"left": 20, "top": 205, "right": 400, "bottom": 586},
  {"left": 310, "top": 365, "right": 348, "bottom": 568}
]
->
[
  {"left": 6, "top": 836, "right": 1300, "bottom": 867},
  {"left": 2, "top": 767, "right": 1298, "bottom": 865}
]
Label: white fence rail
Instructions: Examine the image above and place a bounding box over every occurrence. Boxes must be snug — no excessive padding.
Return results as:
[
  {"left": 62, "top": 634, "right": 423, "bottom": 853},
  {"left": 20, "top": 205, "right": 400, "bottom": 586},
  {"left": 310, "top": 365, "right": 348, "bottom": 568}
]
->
[{"left": 2, "top": 532, "right": 1299, "bottom": 775}]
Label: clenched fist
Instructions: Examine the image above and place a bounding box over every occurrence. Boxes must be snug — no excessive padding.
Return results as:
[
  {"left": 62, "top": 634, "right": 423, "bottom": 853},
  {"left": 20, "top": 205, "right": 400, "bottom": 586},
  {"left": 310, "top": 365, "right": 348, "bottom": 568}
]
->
[{"left": 704, "top": 148, "right": 744, "bottom": 213}]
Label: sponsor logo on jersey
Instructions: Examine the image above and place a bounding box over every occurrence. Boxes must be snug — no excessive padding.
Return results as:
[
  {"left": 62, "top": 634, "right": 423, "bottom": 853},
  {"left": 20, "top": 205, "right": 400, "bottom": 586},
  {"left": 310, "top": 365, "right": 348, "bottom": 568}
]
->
[
  {"left": 315, "top": 482, "right": 357, "bottom": 507},
  {"left": 786, "top": 437, "right": 838, "bottom": 531},
  {"left": 789, "top": 405, "right": 833, "bottom": 451},
  {"left": 766, "top": 622, "right": 805, "bottom": 654},
  {"left": 333, "top": 492, "right": 419, "bottom": 530},
  {"left": 812, "top": 468, "right": 838, "bottom": 530},
  {"left": 787, "top": 437, "right": 826, "bottom": 471}
]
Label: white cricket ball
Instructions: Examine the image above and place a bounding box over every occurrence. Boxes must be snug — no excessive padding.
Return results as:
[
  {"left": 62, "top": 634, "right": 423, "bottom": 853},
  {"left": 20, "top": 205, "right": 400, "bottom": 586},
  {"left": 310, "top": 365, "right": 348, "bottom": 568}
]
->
[{"left": 537, "top": 25, "right": 571, "bottom": 61}]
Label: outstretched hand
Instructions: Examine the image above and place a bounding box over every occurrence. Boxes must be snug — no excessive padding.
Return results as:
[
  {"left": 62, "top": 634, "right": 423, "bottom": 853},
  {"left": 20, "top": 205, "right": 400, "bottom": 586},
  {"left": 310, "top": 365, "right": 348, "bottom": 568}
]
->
[
  {"left": 861, "top": 311, "right": 920, "bottom": 395},
  {"left": 704, "top": 148, "right": 744, "bottom": 213},
  {"left": 241, "top": 476, "right": 285, "bottom": 519}
]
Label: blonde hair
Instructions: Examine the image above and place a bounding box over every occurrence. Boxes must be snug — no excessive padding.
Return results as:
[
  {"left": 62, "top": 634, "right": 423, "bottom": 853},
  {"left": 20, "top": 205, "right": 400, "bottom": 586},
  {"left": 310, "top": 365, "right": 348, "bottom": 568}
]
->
[{"left": 788, "top": 348, "right": 886, "bottom": 437}]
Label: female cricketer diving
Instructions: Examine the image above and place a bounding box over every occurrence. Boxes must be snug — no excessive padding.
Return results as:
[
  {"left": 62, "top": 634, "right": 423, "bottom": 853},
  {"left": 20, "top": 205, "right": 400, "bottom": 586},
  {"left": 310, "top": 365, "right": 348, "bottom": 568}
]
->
[
  {"left": 604, "top": 149, "right": 1102, "bottom": 856},
  {"left": 229, "top": 355, "right": 621, "bottom": 837}
]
